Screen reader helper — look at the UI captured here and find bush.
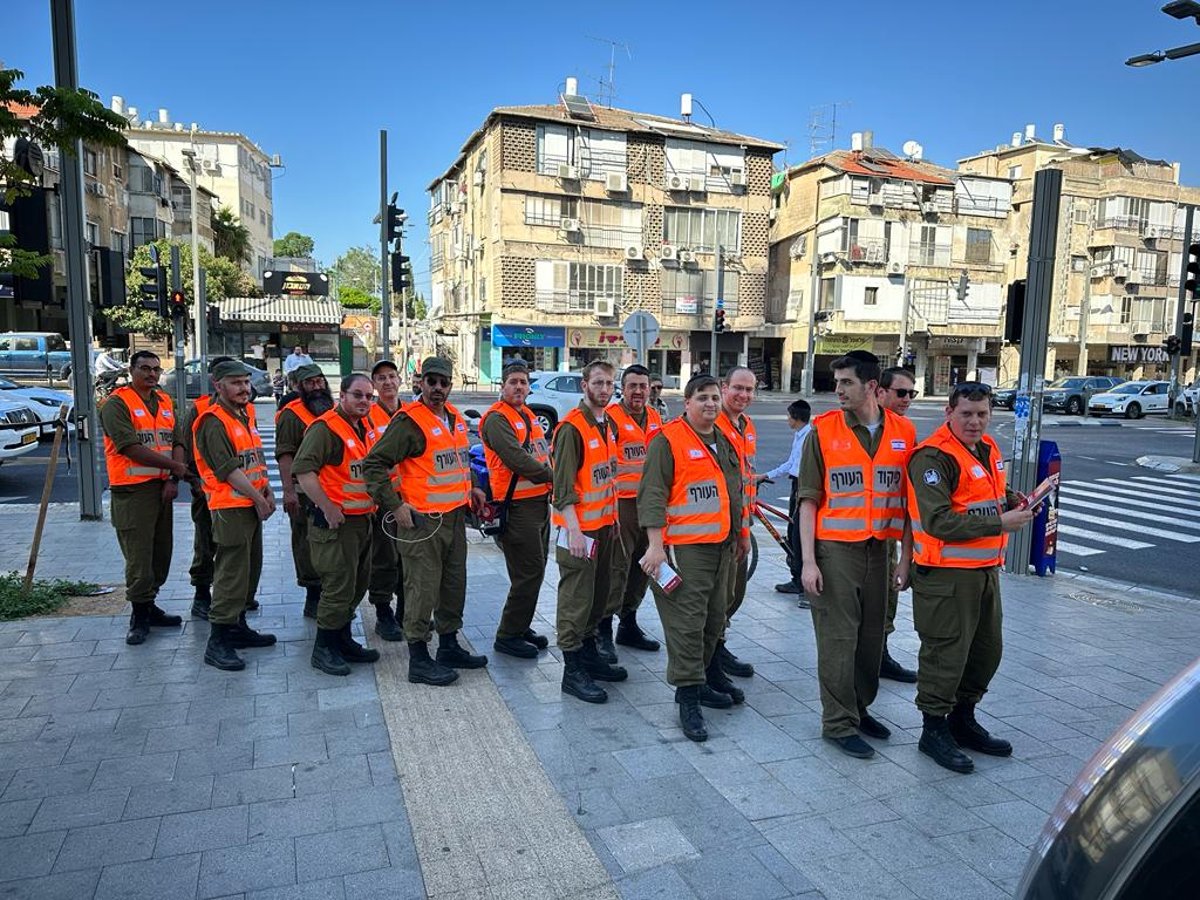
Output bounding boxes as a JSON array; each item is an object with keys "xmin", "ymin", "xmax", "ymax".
[{"xmin": 0, "ymin": 571, "xmax": 101, "ymax": 620}]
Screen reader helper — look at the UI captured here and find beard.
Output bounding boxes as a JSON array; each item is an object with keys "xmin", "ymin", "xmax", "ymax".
[{"xmin": 302, "ymin": 388, "xmax": 334, "ymax": 415}]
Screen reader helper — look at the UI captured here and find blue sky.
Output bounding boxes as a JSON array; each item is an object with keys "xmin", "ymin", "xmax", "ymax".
[{"xmin": 7, "ymin": 1, "xmax": 1200, "ymax": 292}]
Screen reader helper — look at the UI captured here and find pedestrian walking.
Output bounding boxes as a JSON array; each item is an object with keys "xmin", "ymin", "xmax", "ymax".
[
  {"xmin": 193, "ymin": 361, "xmax": 277, "ymax": 671},
  {"xmin": 362, "ymin": 357, "xmax": 489, "ymax": 687},
  {"xmin": 637, "ymin": 374, "xmax": 745, "ymax": 742},
  {"xmin": 293, "ymin": 373, "xmax": 382, "ymax": 676},
  {"xmin": 364, "ymin": 360, "xmax": 406, "ymax": 642},
  {"xmin": 755, "ymin": 399, "xmax": 811, "ymax": 603},
  {"xmin": 907, "ymin": 382, "xmax": 1037, "ymax": 773},
  {"xmin": 552, "ymin": 360, "xmax": 628, "ymax": 703},
  {"xmin": 99, "ymin": 350, "xmax": 187, "ymax": 645},
  {"xmin": 479, "ymin": 362, "xmax": 554, "ymax": 659},
  {"xmin": 798, "ymin": 351, "xmax": 913, "ymax": 759}
]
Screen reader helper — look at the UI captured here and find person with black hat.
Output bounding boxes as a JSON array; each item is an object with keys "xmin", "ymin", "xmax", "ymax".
[
  {"xmin": 362, "ymin": 356, "xmax": 489, "ymax": 686},
  {"xmin": 364, "ymin": 359, "xmax": 406, "ymax": 641}
]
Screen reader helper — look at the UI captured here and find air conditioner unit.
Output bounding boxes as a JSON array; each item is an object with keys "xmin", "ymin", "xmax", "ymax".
[
  {"xmin": 678, "ymin": 250, "xmax": 697, "ymax": 264},
  {"xmin": 729, "ymin": 169, "xmax": 747, "ymax": 188},
  {"xmin": 472, "ymin": 171, "xmax": 484, "ymax": 186},
  {"xmin": 666, "ymin": 173, "xmax": 688, "ymax": 191},
  {"xmin": 606, "ymin": 172, "xmax": 628, "ymax": 193},
  {"xmin": 887, "ymin": 261, "xmax": 904, "ymax": 275},
  {"xmin": 594, "ymin": 296, "xmax": 615, "ymax": 317},
  {"xmin": 921, "ymin": 201, "xmax": 938, "ymax": 217},
  {"xmin": 1126, "ymin": 269, "xmax": 1142, "ymax": 285},
  {"xmin": 687, "ymin": 176, "xmax": 706, "ymax": 193},
  {"xmin": 559, "ymin": 217, "xmax": 581, "ymax": 233},
  {"xmin": 660, "ymin": 244, "xmax": 678, "ymax": 261},
  {"xmin": 557, "ymin": 163, "xmax": 579, "ymax": 180},
  {"xmin": 1112, "ymin": 261, "xmax": 1130, "ymax": 280},
  {"xmin": 624, "ymin": 244, "xmax": 645, "ymax": 261},
  {"xmin": 868, "ymin": 193, "xmax": 883, "ymax": 207}
]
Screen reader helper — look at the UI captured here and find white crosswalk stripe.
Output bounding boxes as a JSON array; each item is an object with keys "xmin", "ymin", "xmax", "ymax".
[{"xmin": 1055, "ymin": 474, "xmax": 1200, "ymax": 558}]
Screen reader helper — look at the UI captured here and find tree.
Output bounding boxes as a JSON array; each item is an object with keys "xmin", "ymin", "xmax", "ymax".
[
  {"xmin": 337, "ymin": 286, "xmax": 380, "ymax": 314},
  {"xmin": 273, "ymin": 231, "xmax": 314, "ymax": 259},
  {"xmin": 212, "ymin": 207, "xmax": 251, "ymax": 264},
  {"xmin": 330, "ymin": 245, "xmax": 379, "ymax": 295}
]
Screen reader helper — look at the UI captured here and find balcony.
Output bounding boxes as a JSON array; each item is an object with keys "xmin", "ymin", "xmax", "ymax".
[
  {"xmin": 659, "ymin": 296, "xmax": 741, "ymax": 319},
  {"xmin": 535, "ymin": 290, "xmax": 617, "ymax": 317},
  {"xmin": 908, "ymin": 243, "xmax": 952, "ymax": 268},
  {"xmin": 847, "ymin": 241, "xmax": 886, "ymax": 265}
]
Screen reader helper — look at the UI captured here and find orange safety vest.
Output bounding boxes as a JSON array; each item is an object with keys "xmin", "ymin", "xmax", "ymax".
[
  {"xmin": 275, "ymin": 396, "xmax": 319, "ymax": 429},
  {"xmin": 716, "ymin": 409, "xmax": 757, "ymax": 535},
  {"xmin": 551, "ymin": 406, "xmax": 618, "ymax": 531},
  {"xmin": 193, "ymin": 402, "xmax": 269, "ymax": 510},
  {"xmin": 366, "ymin": 401, "xmax": 402, "ymax": 492},
  {"xmin": 314, "ymin": 409, "xmax": 377, "ymax": 515},
  {"xmin": 908, "ymin": 423, "xmax": 1008, "ymax": 568},
  {"xmin": 103, "ymin": 386, "xmax": 176, "ymax": 487},
  {"xmin": 193, "ymin": 394, "xmax": 257, "ymax": 426},
  {"xmin": 608, "ymin": 402, "xmax": 662, "ymax": 499},
  {"xmin": 396, "ymin": 400, "xmax": 472, "ymax": 513},
  {"xmin": 659, "ymin": 419, "xmax": 730, "ymax": 546},
  {"xmin": 479, "ymin": 401, "xmax": 550, "ymax": 501},
  {"xmin": 812, "ymin": 408, "xmax": 912, "ymax": 542}
]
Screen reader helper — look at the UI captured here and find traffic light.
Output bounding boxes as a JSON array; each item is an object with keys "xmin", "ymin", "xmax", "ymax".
[
  {"xmin": 1164, "ymin": 334, "xmax": 1182, "ymax": 356},
  {"xmin": 1183, "ymin": 311, "xmax": 1194, "ymax": 356},
  {"xmin": 1185, "ymin": 242, "xmax": 1200, "ymax": 299},
  {"xmin": 168, "ymin": 289, "xmax": 187, "ymax": 318},
  {"xmin": 956, "ymin": 270, "xmax": 970, "ymax": 304},
  {"xmin": 138, "ymin": 263, "xmax": 167, "ymax": 316},
  {"xmin": 713, "ymin": 297, "xmax": 726, "ymax": 333},
  {"xmin": 207, "ymin": 304, "xmax": 221, "ymax": 330},
  {"xmin": 390, "ymin": 253, "xmax": 410, "ymax": 294},
  {"xmin": 386, "ymin": 203, "xmax": 406, "ymax": 245}
]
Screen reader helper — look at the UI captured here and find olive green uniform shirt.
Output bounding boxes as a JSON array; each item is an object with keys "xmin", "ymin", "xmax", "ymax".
[
  {"xmin": 551, "ymin": 403, "xmax": 617, "ymax": 516},
  {"xmin": 291, "ymin": 409, "xmax": 366, "ymax": 478},
  {"xmin": 99, "ymin": 389, "xmax": 184, "ymax": 493},
  {"xmin": 274, "ymin": 407, "xmax": 310, "ymax": 460},
  {"xmin": 362, "ymin": 405, "xmax": 467, "ymax": 513},
  {"xmin": 480, "ymin": 406, "xmax": 552, "ymax": 485},
  {"xmin": 795, "ymin": 409, "xmax": 887, "ymax": 504},
  {"xmin": 194, "ymin": 400, "xmax": 256, "ymax": 483},
  {"xmin": 637, "ymin": 422, "xmax": 743, "ymax": 539},
  {"xmin": 907, "ymin": 442, "xmax": 1020, "ymax": 543}
]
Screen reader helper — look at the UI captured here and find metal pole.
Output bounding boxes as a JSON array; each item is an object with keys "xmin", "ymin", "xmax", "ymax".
[
  {"xmin": 898, "ymin": 273, "xmax": 912, "ymax": 368},
  {"xmin": 400, "ymin": 230, "xmax": 408, "ymax": 378},
  {"xmin": 379, "ymin": 130, "xmax": 390, "ymax": 362},
  {"xmin": 710, "ymin": 245, "xmax": 723, "ymax": 375},
  {"xmin": 638, "ymin": 317, "xmax": 647, "ymax": 366},
  {"xmin": 188, "ymin": 151, "xmax": 205, "ymax": 384},
  {"xmin": 1077, "ymin": 234, "xmax": 1092, "ymax": 376},
  {"xmin": 1005, "ymin": 168, "xmax": 1063, "ymax": 575},
  {"xmin": 51, "ymin": 0, "xmax": 102, "ymax": 520},
  {"xmin": 1170, "ymin": 206, "xmax": 1194, "ymax": 416},
  {"xmin": 803, "ymin": 247, "xmax": 822, "ymax": 395},
  {"xmin": 169, "ymin": 246, "xmax": 186, "ymax": 414}
]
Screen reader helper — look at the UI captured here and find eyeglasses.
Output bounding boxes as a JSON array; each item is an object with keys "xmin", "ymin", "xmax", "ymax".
[
  {"xmin": 423, "ymin": 376, "xmax": 451, "ymax": 388},
  {"xmin": 134, "ymin": 365, "xmax": 163, "ymax": 374},
  {"xmin": 950, "ymin": 382, "xmax": 993, "ymax": 398},
  {"xmin": 890, "ymin": 388, "xmax": 919, "ymax": 399},
  {"xmin": 344, "ymin": 391, "xmax": 373, "ymax": 400}
]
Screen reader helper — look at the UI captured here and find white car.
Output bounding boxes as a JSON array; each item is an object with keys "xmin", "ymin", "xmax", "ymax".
[
  {"xmin": 0, "ymin": 375, "xmax": 73, "ymax": 435},
  {"xmin": 1087, "ymin": 380, "xmax": 1171, "ymax": 419},
  {"xmin": 526, "ymin": 370, "xmax": 584, "ymax": 435},
  {"xmin": 0, "ymin": 396, "xmax": 42, "ymax": 464},
  {"xmin": 1175, "ymin": 384, "xmax": 1199, "ymax": 417}
]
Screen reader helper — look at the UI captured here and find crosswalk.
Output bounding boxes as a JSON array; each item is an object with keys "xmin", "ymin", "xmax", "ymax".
[
  {"xmin": 1055, "ymin": 473, "xmax": 1200, "ymax": 558},
  {"xmin": 257, "ymin": 412, "xmax": 284, "ymax": 493}
]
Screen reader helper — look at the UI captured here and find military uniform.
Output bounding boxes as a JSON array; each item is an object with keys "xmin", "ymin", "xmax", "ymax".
[
  {"xmin": 366, "ymin": 400, "xmax": 405, "ymax": 640},
  {"xmin": 276, "ymin": 399, "xmax": 321, "ymax": 605},
  {"xmin": 714, "ymin": 408, "xmax": 757, "ymax": 677}
]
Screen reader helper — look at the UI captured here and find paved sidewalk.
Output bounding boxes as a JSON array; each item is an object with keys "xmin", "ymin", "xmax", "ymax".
[{"xmin": 2, "ymin": 502, "xmax": 1199, "ymax": 899}]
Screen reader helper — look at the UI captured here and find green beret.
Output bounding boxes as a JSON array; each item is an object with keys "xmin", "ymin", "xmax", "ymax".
[
  {"xmin": 294, "ymin": 363, "xmax": 325, "ymax": 382},
  {"xmin": 211, "ymin": 360, "xmax": 253, "ymax": 381},
  {"xmin": 421, "ymin": 357, "xmax": 452, "ymax": 378}
]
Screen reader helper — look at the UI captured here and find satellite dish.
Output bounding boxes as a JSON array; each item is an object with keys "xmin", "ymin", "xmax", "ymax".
[{"xmin": 902, "ymin": 140, "xmax": 920, "ymax": 158}]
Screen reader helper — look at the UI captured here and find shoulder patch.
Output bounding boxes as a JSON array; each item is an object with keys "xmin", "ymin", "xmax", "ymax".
[{"xmin": 923, "ymin": 469, "xmax": 941, "ymax": 486}]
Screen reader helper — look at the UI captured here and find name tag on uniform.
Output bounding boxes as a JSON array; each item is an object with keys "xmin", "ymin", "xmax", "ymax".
[
  {"xmin": 649, "ymin": 423, "xmax": 660, "ymax": 433},
  {"xmin": 970, "ymin": 465, "xmax": 986, "ymax": 478},
  {"xmin": 133, "ymin": 409, "xmax": 145, "ymax": 417},
  {"xmin": 456, "ymin": 422, "xmax": 465, "ymax": 432},
  {"xmin": 624, "ymin": 423, "xmax": 634, "ymax": 431},
  {"xmin": 996, "ymin": 460, "xmax": 1005, "ymax": 471},
  {"xmin": 891, "ymin": 439, "xmax": 907, "ymax": 451},
  {"xmin": 347, "ymin": 439, "xmax": 357, "ymax": 448},
  {"xmin": 431, "ymin": 427, "xmax": 443, "ymax": 435},
  {"xmin": 514, "ymin": 421, "xmax": 525, "ymax": 430},
  {"xmin": 688, "ymin": 448, "xmax": 704, "ymax": 459},
  {"xmin": 588, "ymin": 439, "xmax": 600, "ymax": 449},
  {"xmin": 162, "ymin": 410, "xmax": 173, "ymax": 418}
]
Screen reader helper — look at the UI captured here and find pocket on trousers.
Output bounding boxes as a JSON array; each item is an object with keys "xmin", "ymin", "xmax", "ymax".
[
  {"xmin": 911, "ymin": 575, "xmax": 959, "ymax": 639},
  {"xmin": 308, "ymin": 524, "xmax": 339, "ymax": 545}
]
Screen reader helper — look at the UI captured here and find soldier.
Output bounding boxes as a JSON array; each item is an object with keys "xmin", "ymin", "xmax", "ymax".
[
  {"xmin": 479, "ymin": 362, "xmax": 553, "ymax": 658},
  {"xmin": 365, "ymin": 360, "xmax": 406, "ymax": 641},
  {"xmin": 276, "ymin": 363, "xmax": 331, "ymax": 618},
  {"xmin": 755, "ymin": 399, "xmax": 812, "ymax": 603},
  {"xmin": 100, "ymin": 350, "xmax": 187, "ymax": 645},
  {"xmin": 798, "ymin": 351, "xmax": 913, "ymax": 759},
  {"xmin": 362, "ymin": 356, "xmax": 488, "ymax": 686},
  {"xmin": 638, "ymin": 374, "xmax": 744, "ymax": 741},
  {"xmin": 601, "ymin": 364, "xmax": 662, "ymax": 656},
  {"xmin": 193, "ymin": 361, "xmax": 277, "ymax": 670},
  {"xmin": 292, "ymin": 373, "xmax": 382, "ymax": 676},
  {"xmin": 648, "ymin": 373, "xmax": 669, "ymax": 419},
  {"xmin": 876, "ymin": 366, "xmax": 920, "ymax": 683},
  {"xmin": 907, "ymin": 382, "xmax": 1037, "ymax": 773},
  {"xmin": 552, "ymin": 360, "xmax": 628, "ymax": 703},
  {"xmin": 714, "ymin": 366, "xmax": 757, "ymax": 679}
]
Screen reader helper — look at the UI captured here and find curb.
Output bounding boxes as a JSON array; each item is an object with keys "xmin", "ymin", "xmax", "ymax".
[{"xmin": 1136, "ymin": 455, "xmax": 1200, "ymax": 473}]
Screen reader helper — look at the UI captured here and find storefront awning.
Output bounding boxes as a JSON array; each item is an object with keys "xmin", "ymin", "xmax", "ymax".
[{"xmin": 219, "ymin": 295, "xmax": 344, "ymax": 326}]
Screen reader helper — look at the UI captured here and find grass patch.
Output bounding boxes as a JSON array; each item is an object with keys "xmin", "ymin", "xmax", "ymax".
[{"xmin": 0, "ymin": 571, "xmax": 102, "ymax": 621}]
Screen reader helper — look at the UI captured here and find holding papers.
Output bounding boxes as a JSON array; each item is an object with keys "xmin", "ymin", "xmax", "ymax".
[{"xmin": 1017, "ymin": 474, "xmax": 1059, "ymax": 511}]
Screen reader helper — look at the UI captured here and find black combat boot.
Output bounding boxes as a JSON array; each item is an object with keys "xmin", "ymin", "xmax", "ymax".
[
  {"xmin": 561, "ymin": 650, "xmax": 607, "ymax": 704},
  {"xmin": 717, "ymin": 641, "xmax": 754, "ymax": 678},
  {"xmin": 919, "ymin": 713, "xmax": 975, "ymax": 773},
  {"xmin": 190, "ymin": 584, "xmax": 212, "ymax": 620},
  {"xmin": 948, "ymin": 703, "xmax": 1012, "ymax": 757},
  {"xmin": 373, "ymin": 602, "xmax": 404, "ymax": 641},
  {"xmin": 228, "ymin": 613, "xmax": 277, "ymax": 648},
  {"xmin": 311, "ymin": 628, "xmax": 351, "ymax": 676},
  {"xmin": 436, "ymin": 631, "xmax": 488, "ymax": 669},
  {"xmin": 520, "ymin": 628, "xmax": 549, "ymax": 650},
  {"xmin": 407, "ymin": 641, "xmax": 458, "ymax": 686},
  {"xmin": 579, "ymin": 637, "xmax": 628, "ymax": 682},
  {"xmin": 303, "ymin": 584, "xmax": 320, "ymax": 619},
  {"xmin": 493, "ymin": 635, "xmax": 539, "ymax": 659},
  {"xmin": 595, "ymin": 616, "xmax": 618, "ymax": 664},
  {"xmin": 203, "ymin": 623, "xmax": 246, "ymax": 671},
  {"xmin": 857, "ymin": 712, "xmax": 892, "ymax": 740},
  {"xmin": 705, "ymin": 657, "xmax": 745, "ymax": 704},
  {"xmin": 615, "ymin": 611, "xmax": 660, "ymax": 652},
  {"xmin": 676, "ymin": 685, "xmax": 708, "ymax": 742},
  {"xmin": 879, "ymin": 640, "xmax": 917, "ymax": 683},
  {"xmin": 146, "ymin": 603, "xmax": 182, "ymax": 628},
  {"xmin": 675, "ymin": 684, "xmax": 733, "ymax": 709},
  {"xmin": 245, "ymin": 597, "xmax": 260, "ymax": 612},
  {"xmin": 125, "ymin": 604, "xmax": 152, "ymax": 645},
  {"xmin": 339, "ymin": 623, "xmax": 380, "ymax": 663}
]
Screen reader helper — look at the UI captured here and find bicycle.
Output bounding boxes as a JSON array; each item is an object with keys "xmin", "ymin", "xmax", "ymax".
[{"xmin": 746, "ymin": 498, "xmax": 795, "ymax": 582}]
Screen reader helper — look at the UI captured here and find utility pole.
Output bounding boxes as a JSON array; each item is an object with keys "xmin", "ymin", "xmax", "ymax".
[
  {"xmin": 51, "ymin": 0, "xmax": 102, "ymax": 520},
  {"xmin": 169, "ymin": 246, "xmax": 186, "ymax": 414},
  {"xmin": 710, "ymin": 245, "xmax": 724, "ymax": 373},
  {"xmin": 803, "ymin": 251, "xmax": 821, "ymax": 395},
  {"xmin": 1169, "ymin": 205, "xmax": 1194, "ymax": 416},
  {"xmin": 400, "ymin": 230, "xmax": 408, "ymax": 378},
  {"xmin": 183, "ymin": 144, "xmax": 206, "ymax": 382},
  {"xmin": 379, "ymin": 130, "xmax": 390, "ymax": 361}
]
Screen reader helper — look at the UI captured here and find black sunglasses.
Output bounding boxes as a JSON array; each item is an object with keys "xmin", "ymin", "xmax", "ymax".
[
  {"xmin": 890, "ymin": 387, "xmax": 919, "ymax": 399},
  {"xmin": 423, "ymin": 375, "xmax": 451, "ymax": 388}
]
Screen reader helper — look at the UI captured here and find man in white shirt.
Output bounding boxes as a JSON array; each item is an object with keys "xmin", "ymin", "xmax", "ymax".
[
  {"xmin": 755, "ymin": 399, "xmax": 811, "ymax": 603},
  {"xmin": 283, "ymin": 344, "xmax": 315, "ymax": 375}
]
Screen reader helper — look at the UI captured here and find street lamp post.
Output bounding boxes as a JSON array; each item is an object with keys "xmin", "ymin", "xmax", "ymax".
[{"xmin": 181, "ymin": 145, "xmax": 205, "ymax": 384}]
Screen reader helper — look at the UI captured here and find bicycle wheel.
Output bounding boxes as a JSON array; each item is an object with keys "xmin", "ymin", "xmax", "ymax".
[{"xmin": 746, "ymin": 531, "xmax": 759, "ymax": 581}]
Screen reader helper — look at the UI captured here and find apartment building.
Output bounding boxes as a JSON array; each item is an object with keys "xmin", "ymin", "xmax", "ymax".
[
  {"xmin": 426, "ymin": 79, "xmax": 783, "ymax": 386},
  {"xmin": 768, "ymin": 134, "xmax": 1014, "ymax": 394},
  {"xmin": 959, "ymin": 124, "xmax": 1200, "ymax": 384}
]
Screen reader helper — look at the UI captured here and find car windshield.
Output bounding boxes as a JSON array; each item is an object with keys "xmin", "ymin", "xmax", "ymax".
[
  {"xmin": 1111, "ymin": 383, "xmax": 1146, "ymax": 395},
  {"xmin": 1049, "ymin": 378, "xmax": 1086, "ymax": 389}
]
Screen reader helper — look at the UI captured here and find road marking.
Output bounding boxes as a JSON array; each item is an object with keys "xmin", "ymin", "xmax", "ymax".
[
  {"xmin": 1059, "ymin": 496, "xmax": 1200, "ymax": 530},
  {"xmin": 1073, "ymin": 480, "xmax": 1200, "ymax": 509},
  {"xmin": 1057, "ymin": 509, "xmax": 1200, "ymax": 542},
  {"xmin": 1055, "ymin": 540, "xmax": 1104, "ymax": 557},
  {"xmin": 1055, "ymin": 524, "xmax": 1153, "ymax": 549},
  {"xmin": 1059, "ymin": 484, "xmax": 1200, "ymax": 515},
  {"xmin": 1166, "ymin": 473, "xmax": 1200, "ymax": 485},
  {"xmin": 1125, "ymin": 477, "xmax": 1200, "ymax": 498}
]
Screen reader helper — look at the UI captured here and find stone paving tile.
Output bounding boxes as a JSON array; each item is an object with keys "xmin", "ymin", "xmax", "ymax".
[
  {"xmin": 597, "ymin": 816, "xmax": 700, "ymax": 873},
  {"xmin": 247, "ymin": 796, "xmax": 337, "ymax": 843},
  {"xmin": 27, "ymin": 787, "xmax": 130, "ymax": 833},
  {"xmin": 613, "ymin": 863, "xmax": 699, "ymax": 900},
  {"xmin": 52, "ymin": 817, "xmax": 160, "ymax": 872},
  {"xmin": 0, "ymin": 829, "xmax": 66, "ymax": 881},
  {"xmin": 89, "ymin": 750, "xmax": 177, "ymax": 791},
  {"xmin": 894, "ymin": 862, "xmax": 1010, "ymax": 900},
  {"xmin": 676, "ymin": 845, "xmax": 792, "ymax": 900},
  {"xmin": 244, "ymin": 875, "xmax": 345, "ymax": 900},
  {"xmin": 211, "ymin": 764, "xmax": 296, "ymax": 808},
  {"xmin": 341, "ymin": 864, "xmax": 426, "ymax": 899},
  {"xmin": 93, "ymin": 852, "xmax": 201, "ymax": 900},
  {"xmin": 155, "ymin": 804, "xmax": 250, "ymax": 858},
  {"xmin": 0, "ymin": 868, "xmax": 102, "ymax": 899},
  {"xmin": 294, "ymin": 822, "xmax": 390, "ymax": 883},
  {"xmin": 198, "ymin": 836, "xmax": 296, "ymax": 899}
]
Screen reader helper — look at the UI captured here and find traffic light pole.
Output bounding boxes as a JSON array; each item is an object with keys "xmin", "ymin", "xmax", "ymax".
[
  {"xmin": 1170, "ymin": 205, "xmax": 1194, "ymax": 417},
  {"xmin": 169, "ymin": 247, "xmax": 186, "ymax": 415},
  {"xmin": 710, "ymin": 245, "xmax": 724, "ymax": 374},
  {"xmin": 51, "ymin": 0, "xmax": 103, "ymax": 520},
  {"xmin": 379, "ymin": 130, "xmax": 390, "ymax": 362}
]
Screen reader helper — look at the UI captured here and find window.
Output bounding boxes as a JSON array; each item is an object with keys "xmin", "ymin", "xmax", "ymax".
[
  {"xmin": 1120, "ymin": 296, "xmax": 1132, "ymax": 325},
  {"xmin": 535, "ymin": 260, "xmax": 623, "ymax": 314},
  {"xmin": 112, "ymin": 163, "xmax": 123, "ymax": 181},
  {"xmin": 663, "ymin": 138, "xmax": 745, "ymax": 191},
  {"xmin": 524, "ymin": 195, "xmax": 578, "ymax": 226},
  {"xmin": 661, "ymin": 268, "xmax": 740, "ymax": 315},
  {"xmin": 110, "ymin": 231, "xmax": 126, "ymax": 254},
  {"xmin": 1071, "ymin": 255, "xmax": 1088, "ymax": 273},
  {"xmin": 1073, "ymin": 207, "xmax": 1089, "ymax": 225},
  {"xmin": 578, "ymin": 200, "xmax": 642, "ymax": 249},
  {"xmin": 1007, "ymin": 165, "xmax": 1023, "ymax": 179},
  {"xmin": 820, "ymin": 277, "xmax": 837, "ymax": 310},
  {"xmin": 663, "ymin": 207, "xmax": 740, "ymax": 252},
  {"xmin": 128, "ymin": 162, "xmax": 155, "ymax": 193},
  {"xmin": 14, "ymin": 337, "xmax": 38, "ymax": 351},
  {"xmin": 85, "ymin": 221, "xmax": 98, "ymax": 247},
  {"xmin": 966, "ymin": 228, "xmax": 992, "ymax": 265},
  {"xmin": 535, "ymin": 124, "xmax": 627, "ymax": 181},
  {"xmin": 130, "ymin": 217, "xmax": 157, "ymax": 248},
  {"xmin": 83, "ymin": 149, "xmax": 97, "ymax": 177},
  {"xmin": 864, "ymin": 286, "xmax": 878, "ymax": 306},
  {"xmin": 912, "ymin": 225, "xmax": 950, "ymax": 266},
  {"xmin": 260, "ymin": 209, "xmax": 266, "ymax": 225}
]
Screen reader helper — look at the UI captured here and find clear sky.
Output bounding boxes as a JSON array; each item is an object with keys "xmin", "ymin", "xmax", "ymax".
[{"xmin": 7, "ymin": 0, "xmax": 1200, "ymax": 293}]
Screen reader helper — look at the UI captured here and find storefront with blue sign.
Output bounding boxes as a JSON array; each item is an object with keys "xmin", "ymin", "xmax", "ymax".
[{"xmin": 490, "ymin": 324, "xmax": 566, "ymax": 374}]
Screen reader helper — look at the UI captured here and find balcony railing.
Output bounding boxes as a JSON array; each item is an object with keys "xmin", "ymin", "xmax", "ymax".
[
  {"xmin": 535, "ymin": 290, "xmax": 618, "ymax": 315},
  {"xmin": 908, "ymin": 243, "xmax": 952, "ymax": 267},
  {"xmin": 659, "ymin": 296, "xmax": 740, "ymax": 319}
]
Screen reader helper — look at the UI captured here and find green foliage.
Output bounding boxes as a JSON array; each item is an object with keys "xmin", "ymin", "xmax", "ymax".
[
  {"xmin": 212, "ymin": 207, "xmax": 251, "ymax": 264},
  {"xmin": 0, "ymin": 234, "xmax": 51, "ymax": 279},
  {"xmin": 338, "ymin": 285, "xmax": 380, "ymax": 313},
  {"xmin": 273, "ymin": 231, "xmax": 315, "ymax": 259},
  {"xmin": 0, "ymin": 571, "xmax": 101, "ymax": 621},
  {"xmin": 330, "ymin": 245, "xmax": 379, "ymax": 294},
  {"xmin": 404, "ymin": 293, "xmax": 427, "ymax": 320}
]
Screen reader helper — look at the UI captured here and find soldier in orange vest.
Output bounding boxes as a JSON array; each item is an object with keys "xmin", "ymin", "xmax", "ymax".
[
  {"xmin": 906, "ymin": 382, "xmax": 1037, "ymax": 773},
  {"xmin": 638, "ymin": 374, "xmax": 745, "ymax": 741},
  {"xmin": 293, "ymin": 373, "xmax": 383, "ymax": 677},
  {"xmin": 480, "ymin": 362, "xmax": 554, "ymax": 659},
  {"xmin": 364, "ymin": 359, "xmax": 406, "ymax": 641},
  {"xmin": 276, "ymin": 363, "xmax": 331, "ymax": 618},
  {"xmin": 798, "ymin": 351, "xmax": 913, "ymax": 759},
  {"xmin": 99, "ymin": 350, "xmax": 188, "ymax": 646}
]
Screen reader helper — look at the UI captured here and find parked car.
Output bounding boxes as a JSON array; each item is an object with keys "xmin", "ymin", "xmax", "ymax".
[
  {"xmin": 1015, "ymin": 656, "xmax": 1200, "ymax": 900},
  {"xmin": 0, "ymin": 396, "xmax": 42, "ymax": 464},
  {"xmin": 1043, "ymin": 376, "xmax": 1123, "ymax": 415},
  {"xmin": 0, "ymin": 376, "xmax": 73, "ymax": 435},
  {"xmin": 0, "ymin": 332, "xmax": 72, "ymax": 381},
  {"xmin": 526, "ymin": 370, "xmax": 582, "ymax": 435},
  {"xmin": 1174, "ymin": 383, "xmax": 1198, "ymax": 417},
  {"xmin": 1087, "ymin": 380, "xmax": 1172, "ymax": 419},
  {"xmin": 160, "ymin": 359, "xmax": 271, "ymax": 401},
  {"xmin": 993, "ymin": 379, "xmax": 1051, "ymax": 410}
]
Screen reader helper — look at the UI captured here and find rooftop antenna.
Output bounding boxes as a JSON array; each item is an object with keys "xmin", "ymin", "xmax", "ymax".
[
  {"xmin": 809, "ymin": 100, "xmax": 852, "ymax": 158},
  {"xmin": 588, "ymin": 36, "xmax": 632, "ymax": 107}
]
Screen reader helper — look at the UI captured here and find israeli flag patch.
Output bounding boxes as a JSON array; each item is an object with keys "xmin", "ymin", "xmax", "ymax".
[
  {"xmin": 588, "ymin": 439, "xmax": 600, "ymax": 449},
  {"xmin": 688, "ymin": 448, "xmax": 705, "ymax": 459},
  {"xmin": 431, "ymin": 427, "xmax": 443, "ymax": 436},
  {"xmin": 891, "ymin": 439, "xmax": 906, "ymax": 451}
]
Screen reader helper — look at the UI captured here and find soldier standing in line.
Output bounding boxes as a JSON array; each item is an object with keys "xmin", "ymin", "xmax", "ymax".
[
  {"xmin": 293, "ymin": 373, "xmax": 382, "ymax": 676},
  {"xmin": 276, "ymin": 363, "xmax": 331, "ymax": 618},
  {"xmin": 907, "ymin": 383, "xmax": 1036, "ymax": 773},
  {"xmin": 362, "ymin": 357, "xmax": 489, "ymax": 686},
  {"xmin": 798, "ymin": 351, "xmax": 913, "ymax": 759},
  {"xmin": 638, "ymin": 374, "xmax": 745, "ymax": 741},
  {"xmin": 365, "ymin": 360, "xmax": 406, "ymax": 641},
  {"xmin": 479, "ymin": 362, "xmax": 554, "ymax": 659},
  {"xmin": 552, "ymin": 360, "xmax": 628, "ymax": 703},
  {"xmin": 193, "ymin": 361, "xmax": 277, "ymax": 670},
  {"xmin": 600, "ymin": 364, "xmax": 662, "ymax": 657},
  {"xmin": 100, "ymin": 350, "xmax": 187, "ymax": 645}
]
